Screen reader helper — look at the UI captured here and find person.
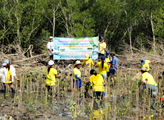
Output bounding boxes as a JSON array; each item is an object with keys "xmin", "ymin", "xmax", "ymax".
[
  {"xmin": 45, "ymin": 60, "xmax": 60, "ymax": 95},
  {"xmin": 90, "ymin": 69, "xmax": 106, "ymax": 100},
  {"xmin": 98, "ymin": 37, "xmax": 106, "ymax": 58},
  {"xmin": 73, "ymin": 61, "xmax": 87, "ymax": 92},
  {"xmin": 105, "ymin": 51, "xmax": 111, "ymax": 77},
  {"xmin": 140, "ymin": 67, "xmax": 158, "ymax": 97},
  {"xmin": 96, "ymin": 56, "xmax": 108, "ymax": 80},
  {"xmin": 0, "ymin": 59, "xmax": 19, "ymax": 98},
  {"xmin": 82, "ymin": 54, "xmax": 94, "ymax": 68},
  {"xmin": 47, "ymin": 36, "xmax": 54, "ymax": 60},
  {"xmin": 140, "ymin": 59, "xmax": 157, "ymax": 73},
  {"xmin": 109, "ymin": 52, "xmax": 118, "ymax": 76}
]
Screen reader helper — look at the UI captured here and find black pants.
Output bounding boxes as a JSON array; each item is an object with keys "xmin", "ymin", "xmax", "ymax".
[
  {"xmin": 109, "ymin": 69, "xmax": 116, "ymax": 76},
  {"xmin": 46, "ymin": 85, "xmax": 55, "ymax": 95}
]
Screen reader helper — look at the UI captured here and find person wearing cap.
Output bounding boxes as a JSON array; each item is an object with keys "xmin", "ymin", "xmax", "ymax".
[
  {"xmin": 98, "ymin": 37, "xmax": 106, "ymax": 58},
  {"xmin": 47, "ymin": 36, "xmax": 54, "ymax": 60},
  {"xmin": 90, "ymin": 69, "xmax": 106, "ymax": 100},
  {"xmin": 0, "ymin": 59, "xmax": 19, "ymax": 98},
  {"xmin": 73, "ymin": 60, "xmax": 87, "ymax": 92},
  {"xmin": 140, "ymin": 59, "xmax": 156, "ymax": 73},
  {"xmin": 82, "ymin": 54, "xmax": 94, "ymax": 68},
  {"xmin": 105, "ymin": 51, "xmax": 111, "ymax": 77},
  {"xmin": 96, "ymin": 56, "xmax": 108, "ymax": 80},
  {"xmin": 45, "ymin": 60, "xmax": 60, "ymax": 95},
  {"xmin": 140, "ymin": 67, "xmax": 158, "ymax": 98},
  {"xmin": 109, "ymin": 52, "xmax": 118, "ymax": 76}
]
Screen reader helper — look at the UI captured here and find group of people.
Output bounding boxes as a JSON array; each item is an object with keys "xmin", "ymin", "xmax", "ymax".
[
  {"xmin": 0, "ymin": 37, "xmax": 163, "ymax": 108},
  {"xmin": 46, "ymin": 37, "xmax": 118, "ymax": 100}
]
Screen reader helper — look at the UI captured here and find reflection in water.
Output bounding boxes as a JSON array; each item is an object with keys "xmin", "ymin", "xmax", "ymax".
[
  {"xmin": 90, "ymin": 99, "xmax": 105, "ymax": 120},
  {"xmin": 90, "ymin": 109, "xmax": 105, "ymax": 120}
]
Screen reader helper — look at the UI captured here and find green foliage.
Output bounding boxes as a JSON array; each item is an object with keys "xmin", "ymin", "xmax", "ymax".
[{"xmin": 0, "ymin": 0, "xmax": 164, "ymax": 53}]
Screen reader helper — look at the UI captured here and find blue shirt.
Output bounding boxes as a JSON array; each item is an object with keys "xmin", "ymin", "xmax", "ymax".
[{"xmin": 110, "ymin": 56, "xmax": 118, "ymax": 71}]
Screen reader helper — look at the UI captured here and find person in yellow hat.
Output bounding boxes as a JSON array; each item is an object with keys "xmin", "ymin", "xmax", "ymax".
[
  {"xmin": 82, "ymin": 54, "xmax": 94, "ymax": 68},
  {"xmin": 45, "ymin": 60, "xmax": 60, "ymax": 95},
  {"xmin": 73, "ymin": 60, "xmax": 87, "ymax": 92}
]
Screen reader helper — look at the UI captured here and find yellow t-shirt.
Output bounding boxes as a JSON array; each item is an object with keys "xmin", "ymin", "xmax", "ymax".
[
  {"xmin": 142, "ymin": 72, "xmax": 157, "ymax": 86},
  {"xmin": 45, "ymin": 68, "xmax": 57, "ymax": 86},
  {"xmin": 82, "ymin": 58, "xmax": 94, "ymax": 67},
  {"xmin": 90, "ymin": 74, "xmax": 104, "ymax": 92},
  {"xmin": 6, "ymin": 70, "xmax": 12, "ymax": 84},
  {"xmin": 140, "ymin": 60, "xmax": 150, "ymax": 71},
  {"xmin": 96, "ymin": 61, "xmax": 108, "ymax": 74},
  {"xmin": 73, "ymin": 67, "xmax": 81, "ymax": 80},
  {"xmin": 99, "ymin": 42, "xmax": 106, "ymax": 54},
  {"xmin": 106, "ymin": 58, "xmax": 110, "ymax": 72}
]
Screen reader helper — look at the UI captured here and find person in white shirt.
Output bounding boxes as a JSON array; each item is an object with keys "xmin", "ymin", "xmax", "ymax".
[
  {"xmin": 0, "ymin": 59, "xmax": 19, "ymax": 98},
  {"xmin": 47, "ymin": 36, "xmax": 54, "ymax": 60}
]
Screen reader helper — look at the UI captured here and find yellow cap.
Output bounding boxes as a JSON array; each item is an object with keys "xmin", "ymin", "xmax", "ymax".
[{"xmin": 85, "ymin": 54, "xmax": 89, "ymax": 60}]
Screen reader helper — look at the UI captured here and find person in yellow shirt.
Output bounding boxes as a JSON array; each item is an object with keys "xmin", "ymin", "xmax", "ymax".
[
  {"xmin": 82, "ymin": 54, "xmax": 94, "ymax": 68},
  {"xmin": 73, "ymin": 60, "xmax": 87, "ymax": 92},
  {"xmin": 105, "ymin": 51, "xmax": 111, "ymax": 77},
  {"xmin": 140, "ymin": 67, "xmax": 158, "ymax": 98},
  {"xmin": 90, "ymin": 69, "xmax": 106, "ymax": 100},
  {"xmin": 45, "ymin": 60, "xmax": 60, "ymax": 95},
  {"xmin": 0, "ymin": 59, "xmax": 19, "ymax": 98},
  {"xmin": 140, "ymin": 59, "xmax": 157, "ymax": 73},
  {"xmin": 96, "ymin": 56, "xmax": 108, "ymax": 79},
  {"xmin": 98, "ymin": 37, "xmax": 106, "ymax": 58}
]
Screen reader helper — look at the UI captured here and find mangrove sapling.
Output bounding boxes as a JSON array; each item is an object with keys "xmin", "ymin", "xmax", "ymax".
[
  {"xmin": 44, "ymin": 87, "xmax": 48, "ymax": 112},
  {"xmin": 41, "ymin": 77, "xmax": 44, "ymax": 102},
  {"xmin": 52, "ymin": 85, "xmax": 55, "ymax": 113},
  {"xmin": 30, "ymin": 74, "xmax": 32, "ymax": 99}
]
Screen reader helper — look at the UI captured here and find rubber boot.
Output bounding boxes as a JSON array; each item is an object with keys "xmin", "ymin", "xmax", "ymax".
[
  {"xmin": 3, "ymin": 86, "xmax": 6, "ymax": 99},
  {"xmin": 11, "ymin": 88, "xmax": 15, "ymax": 98}
]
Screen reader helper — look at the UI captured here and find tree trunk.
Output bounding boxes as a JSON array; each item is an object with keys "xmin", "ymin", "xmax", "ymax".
[
  {"xmin": 150, "ymin": 13, "xmax": 155, "ymax": 54},
  {"xmin": 128, "ymin": 26, "xmax": 133, "ymax": 57},
  {"xmin": 53, "ymin": 0, "xmax": 55, "ymax": 37}
]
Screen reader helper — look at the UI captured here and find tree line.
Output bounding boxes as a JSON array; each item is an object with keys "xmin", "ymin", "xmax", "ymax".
[{"xmin": 0, "ymin": 0, "xmax": 164, "ymax": 56}]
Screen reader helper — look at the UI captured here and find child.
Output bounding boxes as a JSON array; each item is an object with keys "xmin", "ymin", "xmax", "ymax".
[
  {"xmin": 90, "ymin": 69, "xmax": 106, "ymax": 100},
  {"xmin": 96, "ymin": 56, "xmax": 108, "ymax": 80},
  {"xmin": 82, "ymin": 54, "xmax": 94, "ymax": 68},
  {"xmin": 45, "ymin": 60, "xmax": 60, "ymax": 95},
  {"xmin": 73, "ymin": 60, "xmax": 87, "ymax": 92}
]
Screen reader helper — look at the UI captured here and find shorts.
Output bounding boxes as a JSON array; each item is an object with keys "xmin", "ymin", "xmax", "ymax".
[
  {"xmin": 93, "ymin": 91, "xmax": 105, "ymax": 98},
  {"xmin": 50, "ymin": 55, "xmax": 53, "ymax": 59},
  {"xmin": 101, "ymin": 74, "xmax": 107, "ymax": 79},
  {"xmin": 73, "ymin": 79, "xmax": 82, "ymax": 88},
  {"xmin": 143, "ymin": 84, "xmax": 158, "ymax": 97},
  {"xmin": 109, "ymin": 69, "xmax": 116, "ymax": 76}
]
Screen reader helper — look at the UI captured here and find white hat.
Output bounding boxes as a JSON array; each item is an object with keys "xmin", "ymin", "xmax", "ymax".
[
  {"xmin": 2, "ymin": 59, "xmax": 9, "ymax": 66},
  {"xmin": 74, "ymin": 60, "xmax": 82, "ymax": 66},
  {"xmin": 49, "ymin": 36, "xmax": 53, "ymax": 39},
  {"xmin": 48, "ymin": 60, "xmax": 54, "ymax": 66},
  {"xmin": 85, "ymin": 54, "xmax": 89, "ymax": 60}
]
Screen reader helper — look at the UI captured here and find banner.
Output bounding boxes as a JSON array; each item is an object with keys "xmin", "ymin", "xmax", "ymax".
[{"xmin": 53, "ymin": 37, "xmax": 99, "ymax": 60}]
